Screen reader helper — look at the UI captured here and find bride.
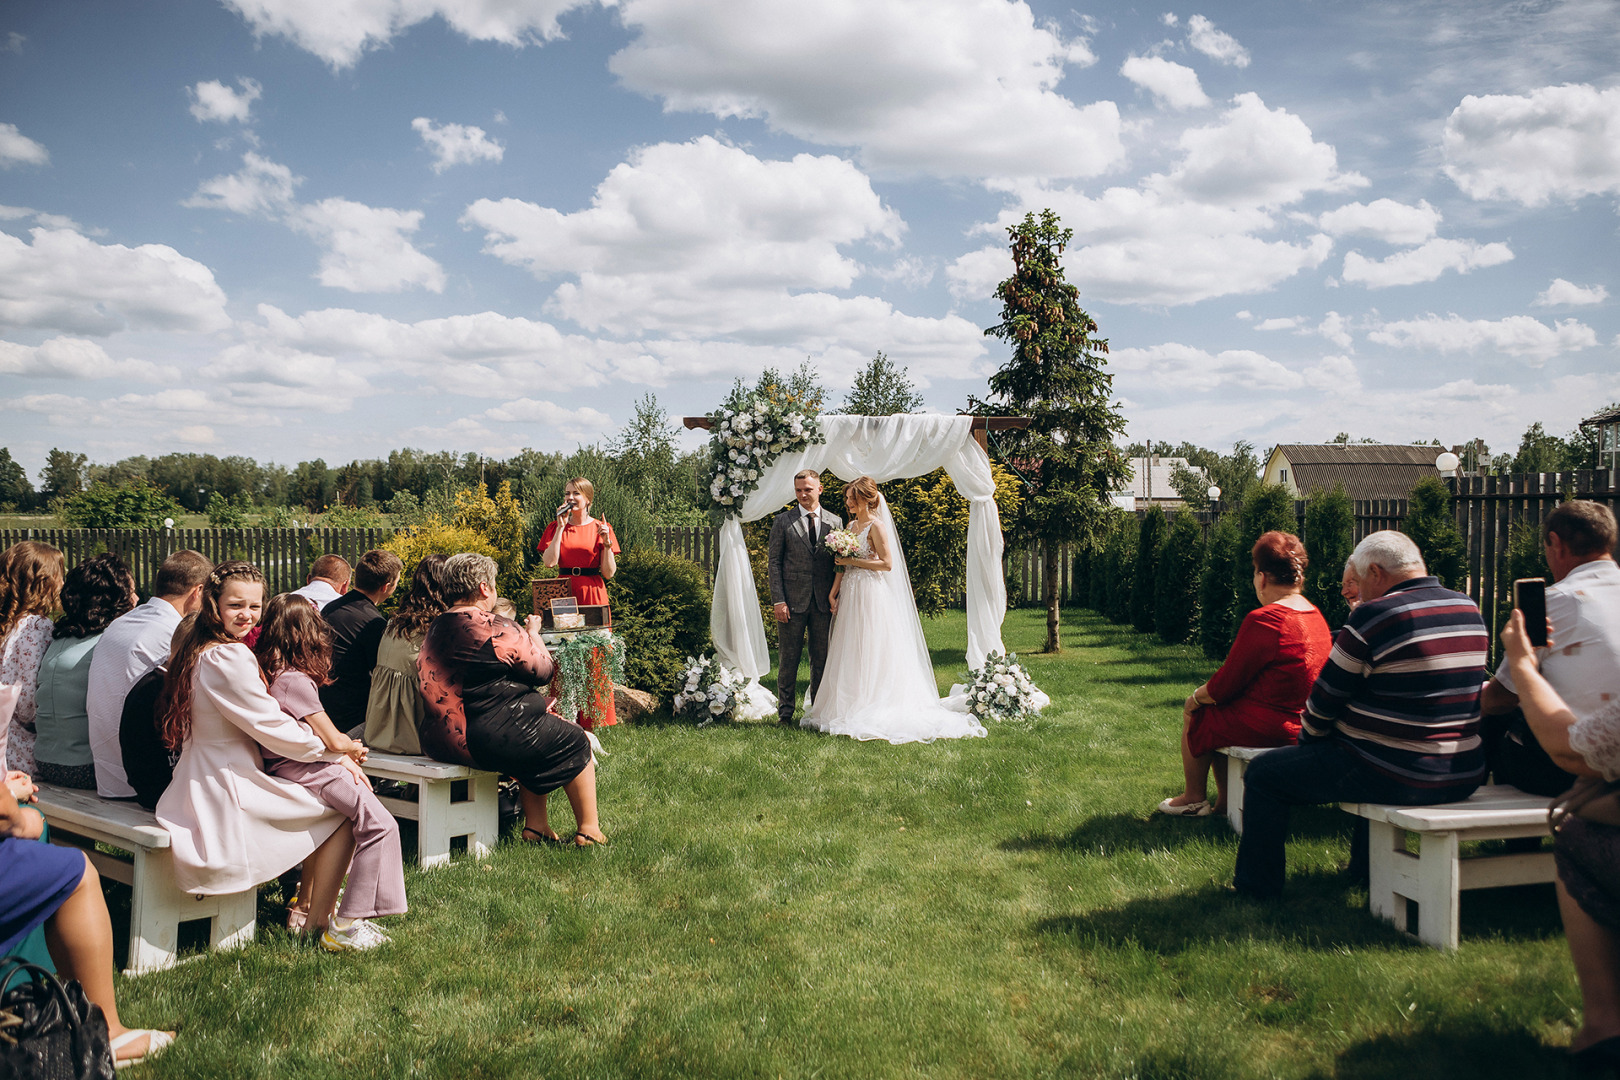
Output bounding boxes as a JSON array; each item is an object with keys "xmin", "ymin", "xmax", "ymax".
[{"xmin": 802, "ymin": 476, "xmax": 987, "ymax": 744}]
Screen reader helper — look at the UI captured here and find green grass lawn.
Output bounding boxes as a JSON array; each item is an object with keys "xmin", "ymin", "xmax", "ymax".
[{"xmin": 117, "ymin": 609, "xmax": 1579, "ymax": 1079}]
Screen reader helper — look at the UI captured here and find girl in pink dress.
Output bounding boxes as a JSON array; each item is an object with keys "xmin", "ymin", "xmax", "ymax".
[{"xmin": 254, "ymin": 594, "xmax": 405, "ymax": 948}]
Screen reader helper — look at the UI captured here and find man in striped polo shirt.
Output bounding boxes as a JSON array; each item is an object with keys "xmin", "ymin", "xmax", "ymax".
[{"xmin": 1234, "ymin": 530, "xmax": 1488, "ymax": 900}]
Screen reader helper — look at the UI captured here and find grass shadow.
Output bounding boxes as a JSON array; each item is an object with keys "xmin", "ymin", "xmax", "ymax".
[
  {"xmin": 1305, "ymin": 1024, "xmax": 1570, "ymax": 1079},
  {"xmin": 1006, "ymin": 804, "xmax": 1356, "ymax": 855}
]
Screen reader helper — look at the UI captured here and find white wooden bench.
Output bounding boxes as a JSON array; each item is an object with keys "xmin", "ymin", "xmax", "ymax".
[
  {"xmin": 33, "ymin": 784, "xmax": 257, "ymax": 976},
  {"xmin": 1341, "ymin": 785, "xmax": 1556, "ymax": 951},
  {"xmin": 1213, "ymin": 745, "xmax": 1281, "ymax": 834},
  {"xmin": 360, "ymin": 752, "xmax": 499, "ymax": 869}
]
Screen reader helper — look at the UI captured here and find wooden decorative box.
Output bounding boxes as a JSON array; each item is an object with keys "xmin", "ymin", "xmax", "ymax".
[{"xmin": 530, "ymin": 580, "xmax": 611, "ymax": 631}]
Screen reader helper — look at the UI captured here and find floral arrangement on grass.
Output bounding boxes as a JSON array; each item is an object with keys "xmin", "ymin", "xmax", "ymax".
[
  {"xmin": 960, "ymin": 651, "xmax": 1047, "ymax": 724},
  {"xmin": 673, "ymin": 654, "xmax": 753, "ymax": 726},
  {"xmin": 550, "ymin": 630, "xmax": 624, "ymax": 729},
  {"xmin": 822, "ymin": 528, "xmax": 864, "ymax": 559},
  {"xmin": 705, "ymin": 379, "xmax": 824, "ymax": 517}
]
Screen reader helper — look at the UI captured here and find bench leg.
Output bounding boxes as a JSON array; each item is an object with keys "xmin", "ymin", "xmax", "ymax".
[
  {"xmin": 126, "ymin": 848, "xmax": 185, "ymax": 976},
  {"xmin": 1366, "ymin": 819, "xmax": 1407, "ymax": 932},
  {"xmin": 467, "ymin": 772, "xmax": 499, "ymax": 860},
  {"xmin": 1225, "ymin": 754, "xmax": 1246, "ymax": 835},
  {"xmin": 1415, "ymin": 830, "xmax": 1461, "ymax": 951},
  {"xmin": 209, "ymin": 889, "xmax": 258, "ymax": 952},
  {"xmin": 417, "ymin": 780, "xmax": 453, "ymax": 869}
]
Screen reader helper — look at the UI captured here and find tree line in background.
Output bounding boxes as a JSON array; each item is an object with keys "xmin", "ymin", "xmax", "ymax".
[{"xmin": 1073, "ymin": 473, "xmax": 1470, "ymax": 663}]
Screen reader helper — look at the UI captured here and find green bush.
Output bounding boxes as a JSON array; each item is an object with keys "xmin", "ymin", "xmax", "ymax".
[
  {"xmin": 1072, "ymin": 544, "xmax": 1094, "ymax": 611},
  {"xmin": 1199, "ymin": 514, "xmax": 1240, "ymax": 660},
  {"xmin": 607, "ymin": 548, "xmax": 712, "ymax": 698},
  {"xmin": 1303, "ymin": 484, "xmax": 1354, "ymax": 629},
  {"xmin": 1087, "ymin": 528, "xmax": 1109, "ymax": 612},
  {"xmin": 56, "ymin": 480, "xmax": 185, "ymax": 529},
  {"xmin": 205, "ymin": 491, "xmax": 253, "ymax": 527},
  {"xmin": 1154, "ymin": 509, "xmax": 1203, "ymax": 644},
  {"xmin": 1403, "ymin": 475, "xmax": 1466, "ymax": 591},
  {"xmin": 1103, "ymin": 512, "xmax": 1135, "ymax": 625},
  {"xmin": 1231, "ymin": 484, "xmax": 1297, "ymax": 637},
  {"xmin": 1130, "ymin": 507, "xmax": 1165, "ymax": 633}
]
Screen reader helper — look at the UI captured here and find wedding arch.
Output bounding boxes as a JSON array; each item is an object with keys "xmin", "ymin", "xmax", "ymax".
[{"xmin": 680, "ymin": 413, "xmax": 1027, "ymax": 681}]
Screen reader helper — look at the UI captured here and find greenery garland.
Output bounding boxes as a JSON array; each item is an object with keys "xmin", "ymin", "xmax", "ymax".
[
  {"xmin": 704, "ymin": 380, "xmax": 824, "ymax": 519},
  {"xmin": 550, "ymin": 630, "xmax": 624, "ymax": 727}
]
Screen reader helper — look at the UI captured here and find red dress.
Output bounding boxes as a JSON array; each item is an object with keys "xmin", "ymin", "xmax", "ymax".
[
  {"xmin": 1187, "ymin": 602, "xmax": 1332, "ymax": 757},
  {"xmin": 536, "ymin": 518, "xmax": 621, "ymax": 729}
]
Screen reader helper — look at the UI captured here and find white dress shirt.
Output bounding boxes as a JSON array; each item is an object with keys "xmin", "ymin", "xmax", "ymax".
[
  {"xmin": 1495, "ymin": 558, "xmax": 1620, "ymax": 725},
  {"xmin": 290, "ymin": 580, "xmax": 343, "ymax": 611},
  {"xmin": 86, "ymin": 596, "xmax": 183, "ymax": 798}
]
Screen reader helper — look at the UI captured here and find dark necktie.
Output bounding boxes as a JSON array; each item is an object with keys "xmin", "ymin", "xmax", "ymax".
[{"xmin": 804, "ymin": 512, "xmax": 816, "ymax": 547}]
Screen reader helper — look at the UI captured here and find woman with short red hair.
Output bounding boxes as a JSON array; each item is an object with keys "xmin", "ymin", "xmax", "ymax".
[{"xmin": 1157, "ymin": 530, "xmax": 1333, "ymax": 818}]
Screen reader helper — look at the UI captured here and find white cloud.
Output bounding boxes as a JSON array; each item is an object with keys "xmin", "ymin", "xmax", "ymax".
[
  {"xmin": 1186, "ymin": 14, "xmax": 1249, "ymax": 67},
  {"xmin": 1160, "ymin": 12, "xmax": 1179, "ymax": 27},
  {"xmin": 202, "ymin": 341, "xmax": 373, "ymax": 411},
  {"xmin": 1534, "ymin": 278, "xmax": 1608, "ymax": 307},
  {"xmin": 1120, "ymin": 56, "xmax": 1209, "ymax": 110},
  {"xmin": 291, "ymin": 198, "xmax": 446, "ymax": 293},
  {"xmin": 481, "ymin": 398, "xmax": 617, "ymax": 441},
  {"xmin": 1318, "ymin": 198, "xmax": 1441, "ymax": 245},
  {"xmin": 188, "ymin": 78, "xmax": 263, "ymax": 124},
  {"xmin": 185, "ymin": 151, "xmax": 300, "ymax": 216},
  {"xmin": 1303, "ymin": 354, "xmax": 1360, "ymax": 392},
  {"xmin": 1254, "ymin": 316, "xmax": 1304, "ymax": 331},
  {"xmin": 0, "ymin": 228, "xmax": 230, "ymax": 335},
  {"xmin": 0, "ymin": 205, "xmax": 98, "ymax": 235},
  {"xmin": 1341, "ymin": 237, "xmax": 1514, "ymax": 288},
  {"xmin": 0, "ymin": 337, "xmax": 180, "ymax": 381},
  {"xmin": 411, "ymin": 117, "xmax": 504, "ymax": 172},
  {"xmin": 1110, "ymin": 342, "xmax": 1304, "ymax": 392},
  {"xmin": 175, "ymin": 426, "xmax": 218, "ymax": 445},
  {"xmin": 1316, "ymin": 311, "xmax": 1353, "ymax": 349},
  {"xmin": 219, "ymin": 0, "xmax": 589, "ymax": 69},
  {"xmin": 949, "ymin": 94, "xmax": 1358, "ymax": 306},
  {"xmin": 1443, "ymin": 83, "xmax": 1620, "ymax": 206},
  {"xmin": 0, "ymin": 123, "xmax": 49, "ymax": 168},
  {"xmin": 1369, "ymin": 313, "xmax": 1597, "ymax": 366},
  {"xmin": 606, "ymin": 0, "xmax": 1120, "ymax": 180}
]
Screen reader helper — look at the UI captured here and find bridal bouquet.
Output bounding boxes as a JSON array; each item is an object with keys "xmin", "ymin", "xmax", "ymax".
[
  {"xmin": 673, "ymin": 654, "xmax": 751, "ymax": 725},
  {"xmin": 961, "ymin": 651, "xmax": 1047, "ymax": 723},
  {"xmin": 822, "ymin": 528, "xmax": 863, "ymax": 559}
]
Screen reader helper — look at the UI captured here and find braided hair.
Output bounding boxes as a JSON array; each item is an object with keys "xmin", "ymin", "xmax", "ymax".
[
  {"xmin": 1252, "ymin": 531, "xmax": 1309, "ymax": 588},
  {"xmin": 157, "ymin": 560, "xmax": 265, "ymax": 750}
]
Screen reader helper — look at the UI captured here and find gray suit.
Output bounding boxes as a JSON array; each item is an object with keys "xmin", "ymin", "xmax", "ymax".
[{"xmin": 767, "ymin": 503, "xmax": 842, "ymax": 722}]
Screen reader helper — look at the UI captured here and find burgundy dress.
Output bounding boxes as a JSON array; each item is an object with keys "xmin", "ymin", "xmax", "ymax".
[
  {"xmin": 1187, "ymin": 602, "xmax": 1332, "ymax": 757},
  {"xmin": 416, "ymin": 609, "xmax": 590, "ymax": 795}
]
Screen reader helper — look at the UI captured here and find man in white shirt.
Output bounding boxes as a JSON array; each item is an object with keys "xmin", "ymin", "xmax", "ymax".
[
  {"xmin": 1483, "ymin": 500, "xmax": 1620, "ymax": 791},
  {"xmin": 86, "ymin": 550, "xmax": 211, "ymax": 798},
  {"xmin": 289, "ymin": 554, "xmax": 351, "ymax": 611}
]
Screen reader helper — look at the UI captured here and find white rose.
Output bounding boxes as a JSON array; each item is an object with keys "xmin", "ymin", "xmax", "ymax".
[
  {"xmin": 691, "ymin": 691, "xmax": 707, "ymax": 702},
  {"xmin": 709, "ymin": 701, "xmax": 726, "ymax": 715},
  {"xmin": 747, "ymin": 469, "xmax": 757, "ymax": 480}
]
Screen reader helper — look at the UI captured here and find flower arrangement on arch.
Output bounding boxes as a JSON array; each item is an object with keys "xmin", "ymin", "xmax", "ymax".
[
  {"xmin": 960, "ymin": 651, "xmax": 1047, "ymax": 723},
  {"xmin": 673, "ymin": 654, "xmax": 752, "ymax": 725},
  {"xmin": 703, "ymin": 378, "xmax": 824, "ymax": 518}
]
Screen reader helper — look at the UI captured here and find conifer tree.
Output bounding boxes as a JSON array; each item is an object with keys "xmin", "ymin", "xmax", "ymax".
[
  {"xmin": 1155, "ymin": 509, "xmax": 1203, "ymax": 644},
  {"xmin": 1131, "ymin": 507, "xmax": 1166, "ymax": 633},
  {"xmin": 1199, "ymin": 514, "xmax": 1240, "ymax": 660},
  {"xmin": 1303, "ymin": 484, "xmax": 1354, "ymax": 629},
  {"xmin": 1231, "ymin": 484, "xmax": 1299, "ymax": 636},
  {"xmin": 1403, "ymin": 475, "xmax": 1466, "ymax": 590}
]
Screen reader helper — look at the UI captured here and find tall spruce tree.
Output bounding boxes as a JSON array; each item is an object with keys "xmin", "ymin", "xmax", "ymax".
[
  {"xmin": 1198, "ymin": 514, "xmax": 1240, "ymax": 660},
  {"xmin": 1403, "ymin": 475, "xmax": 1466, "ymax": 590},
  {"xmin": 972, "ymin": 209, "xmax": 1128, "ymax": 652},
  {"xmin": 1231, "ymin": 483, "xmax": 1299, "ymax": 636},
  {"xmin": 1131, "ymin": 507, "xmax": 1166, "ymax": 633},
  {"xmin": 1155, "ymin": 508, "xmax": 1203, "ymax": 644},
  {"xmin": 1303, "ymin": 484, "xmax": 1354, "ymax": 629}
]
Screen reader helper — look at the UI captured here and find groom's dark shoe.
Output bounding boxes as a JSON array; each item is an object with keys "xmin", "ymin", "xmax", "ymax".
[{"xmin": 778, "ymin": 714, "xmax": 796, "ymax": 725}]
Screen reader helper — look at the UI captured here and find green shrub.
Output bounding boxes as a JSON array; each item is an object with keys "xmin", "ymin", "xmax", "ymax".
[
  {"xmin": 56, "ymin": 480, "xmax": 185, "ymax": 529},
  {"xmin": 205, "ymin": 491, "xmax": 253, "ymax": 527},
  {"xmin": 1102, "ymin": 512, "xmax": 1135, "ymax": 625},
  {"xmin": 1199, "ymin": 514, "xmax": 1240, "ymax": 660},
  {"xmin": 1087, "ymin": 528, "xmax": 1109, "ymax": 611},
  {"xmin": 1072, "ymin": 544, "xmax": 1094, "ymax": 611},
  {"xmin": 607, "ymin": 548, "xmax": 712, "ymax": 698},
  {"xmin": 1154, "ymin": 509, "xmax": 1203, "ymax": 644},
  {"xmin": 1231, "ymin": 484, "xmax": 1297, "ymax": 636},
  {"xmin": 1130, "ymin": 507, "xmax": 1165, "ymax": 633},
  {"xmin": 1303, "ymin": 484, "xmax": 1354, "ymax": 629},
  {"xmin": 1403, "ymin": 475, "xmax": 1466, "ymax": 591}
]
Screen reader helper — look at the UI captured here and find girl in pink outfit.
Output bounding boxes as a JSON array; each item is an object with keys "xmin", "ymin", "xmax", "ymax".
[{"xmin": 254, "ymin": 594, "xmax": 405, "ymax": 948}]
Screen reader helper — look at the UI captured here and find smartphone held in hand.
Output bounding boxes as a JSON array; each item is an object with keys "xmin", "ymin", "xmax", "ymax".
[{"xmin": 1513, "ymin": 578, "xmax": 1547, "ymax": 647}]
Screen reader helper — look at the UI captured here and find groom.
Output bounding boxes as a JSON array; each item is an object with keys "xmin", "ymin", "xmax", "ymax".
[{"xmin": 767, "ymin": 469, "xmax": 842, "ymax": 725}]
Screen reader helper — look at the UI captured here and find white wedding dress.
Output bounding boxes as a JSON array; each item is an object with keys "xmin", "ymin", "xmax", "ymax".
[{"xmin": 802, "ymin": 496, "xmax": 987, "ymax": 744}]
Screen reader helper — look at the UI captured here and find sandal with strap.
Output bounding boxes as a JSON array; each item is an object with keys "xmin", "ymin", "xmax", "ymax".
[
  {"xmin": 522, "ymin": 826, "xmax": 562, "ymax": 845},
  {"xmin": 112, "ymin": 1029, "xmax": 175, "ymax": 1069},
  {"xmin": 572, "ymin": 830, "xmax": 608, "ymax": 847}
]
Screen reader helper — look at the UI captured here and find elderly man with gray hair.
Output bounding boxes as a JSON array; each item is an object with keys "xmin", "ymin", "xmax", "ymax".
[
  {"xmin": 416, "ymin": 553, "xmax": 605, "ymax": 846},
  {"xmin": 1233, "ymin": 530, "xmax": 1489, "ymax": 899}
]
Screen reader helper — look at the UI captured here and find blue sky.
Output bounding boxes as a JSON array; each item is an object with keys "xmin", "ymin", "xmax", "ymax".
[{"xmin": 1, "ymin": 0, "xmax": 1617, "ymax": 477}]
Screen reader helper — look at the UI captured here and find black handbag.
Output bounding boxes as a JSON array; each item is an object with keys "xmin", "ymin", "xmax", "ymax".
[{"xmin": 0, "ymin": 961, "xmax": 114, "ymax": 1080}]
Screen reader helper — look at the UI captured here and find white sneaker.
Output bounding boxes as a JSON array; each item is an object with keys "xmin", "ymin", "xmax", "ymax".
[
  {"xmin": 320, "ymin": 919, "xmax": 389, "ymax": 953},
  {"xmin": 1156, "ymin": 796, "xmax": 1213, "ymax": 817}
]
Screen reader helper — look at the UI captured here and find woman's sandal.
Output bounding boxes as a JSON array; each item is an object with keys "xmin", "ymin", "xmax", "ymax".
[
  {"xmin": 112, "ymin": 1029, "xmax": 175, "ymax": 1069},
  {"xmin": 571, "ymin": 831, "xmax": 608, "ymax": 847},
  {"xmin": 521, "ymin": 826, "xmax": 562, "ymax": 845}
]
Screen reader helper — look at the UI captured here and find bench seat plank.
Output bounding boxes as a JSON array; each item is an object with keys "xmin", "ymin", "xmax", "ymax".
[{"xmin": 33, "ymin": 786, "xmax": 170, "ymax": 849}]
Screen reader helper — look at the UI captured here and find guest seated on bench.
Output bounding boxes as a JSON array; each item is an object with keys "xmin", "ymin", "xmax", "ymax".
[
  {"xmin": 34, "ymin": 554, "xmax": 138, "ymax": 790},
  {"xmin": 1, "ymin": 775, "xmax": 176, "ymax": 1067},
  {"xmin": 256, "ymin": 594, "xmax": 405, "ymax": 940},
  {"xmin": 154, "ymin": 562, "xmax": 381, "ymax": 953},
  {"xmin": 364, "ymin": 554, "xmax": 451, "ymax": 755},
  {"xmin": 1233, "ymin": 531, "xmax": 1488, "ymax": 899},
  {"xmin": 1, "ymin": 540, "xmax": 64, "ymax": 776},
  {"xmin": 1157, "ymin": 531, "xmax": 1331, "ymax": 818},
  {"xmin": 319, "ymin": 549, "xmax": 403, "ymax": 735},
  {"xmin": 1501, "ymin": 608, "xmax": 1620, "ymax": 1073},
  {"xmin": 418, "ymin": 553, "xmax": 605, "ymax": 847}
]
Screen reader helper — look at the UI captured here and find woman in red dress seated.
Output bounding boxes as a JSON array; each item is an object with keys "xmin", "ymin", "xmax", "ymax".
[
  {"xmin": 537, "ymin": 476, "xmax": 620, "ymax": 729},
  {"xmin": 1157, "ymin": 530, "xmax": 1333, "ymax": 818}
]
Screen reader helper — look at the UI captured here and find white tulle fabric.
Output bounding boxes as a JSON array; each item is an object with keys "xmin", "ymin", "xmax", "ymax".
[
  {"xmin": 801, "ymin": 502, "xmax": 987, "ymax": 743},
  {"xmin": 710, "ymin": 414, "xmax": 1007, "ymax": 683}
]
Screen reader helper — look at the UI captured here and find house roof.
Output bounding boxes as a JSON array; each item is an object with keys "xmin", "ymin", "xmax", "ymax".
[
  {"xmin": 1581, "ymin": 405, "xmax": 1620, "ymax": 427},
  {"xmin": 1122, "ymin": 456, "xmax": 1201, "ymax": 500},
  {"xmin": 1270, "ymin": 444, "xmax": 1442, "ymax": 502}
]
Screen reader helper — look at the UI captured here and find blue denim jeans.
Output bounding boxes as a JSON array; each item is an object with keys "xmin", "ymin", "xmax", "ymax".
[{"xmin": 1233, "ymin": 738, "xmax": 1480, "ymax": 899}]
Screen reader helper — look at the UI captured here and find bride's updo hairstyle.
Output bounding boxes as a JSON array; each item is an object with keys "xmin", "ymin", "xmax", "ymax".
[{"xmin": 845, "ymin": 476, "xmax": 880, "ymax": 511}]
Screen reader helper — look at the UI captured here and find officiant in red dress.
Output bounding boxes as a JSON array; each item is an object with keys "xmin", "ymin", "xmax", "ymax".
[{"xmin": 538, "ymin": 477, "xmax": 620, "ymax": 728}]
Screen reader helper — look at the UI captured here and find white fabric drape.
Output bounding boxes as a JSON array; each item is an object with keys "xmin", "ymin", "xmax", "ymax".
[{"xmin": 710, "ymin": 413, "xmax": 1006, "ymax": 678}]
